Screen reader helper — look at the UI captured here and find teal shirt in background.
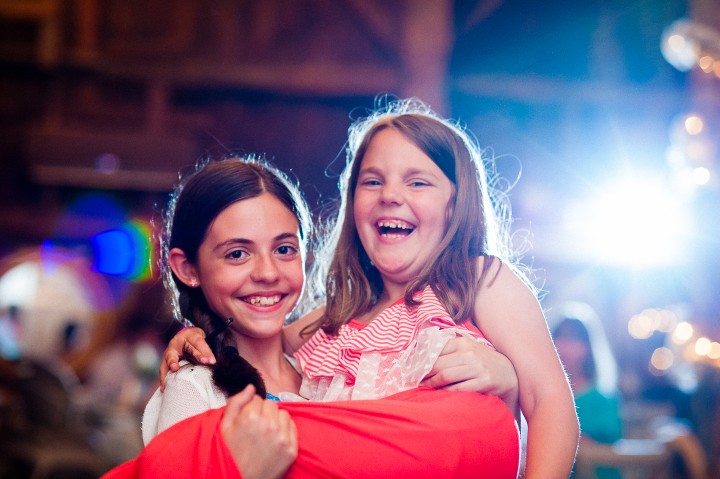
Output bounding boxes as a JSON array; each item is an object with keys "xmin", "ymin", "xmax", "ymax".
[{"xmin": 575, "ymin": 387, "xmax": 623, "ymax": 479}]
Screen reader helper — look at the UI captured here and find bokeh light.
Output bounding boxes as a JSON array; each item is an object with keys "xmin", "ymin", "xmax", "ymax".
[
  {"xmin": 684, "ymin": 115, "xmax": 704, "ymax": 136},
  {"xmin": 650, "ymin": 347, "xmax": 674, "ymax": 373},
  {"xmin": 708, "ymin": 342, "xmax": 720, "ymax": 360},
  {"xmin": 671, "ymin": 321, "xmax": 694, "ymax": 344},
  {"xmin": 694, "ymin": 337, "xmax": 712, "ymax": 356},
  {"xmin": 91, "ymin": 219, "xmax": 154, "ymax": 281}
]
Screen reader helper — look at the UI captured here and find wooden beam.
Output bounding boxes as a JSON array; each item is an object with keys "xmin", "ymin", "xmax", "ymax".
[{"xmin": 65, "ymin": 58, "xmax": 400, "ymax": 96}]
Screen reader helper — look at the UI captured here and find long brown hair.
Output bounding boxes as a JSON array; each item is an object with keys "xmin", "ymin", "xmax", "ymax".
[
  {"xmin": 161, "ymin": 155, "xmax": 312, "ymax": 395},
  {"xmin": 307, "ymin": 98, "xmax": 520, "ymax": 336}
]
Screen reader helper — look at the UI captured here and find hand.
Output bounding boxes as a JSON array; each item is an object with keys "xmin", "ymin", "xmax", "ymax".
[
  {"xmin": 421, "ymin": 336, "xmax": 519, "ymax": 413},
  {"xmin": 221, "ymin": 385, "xmax": 298, "ymax": 479},
  {"xmin": 159, "ymin": 327, "xmax": 215, "ymax": 390}
]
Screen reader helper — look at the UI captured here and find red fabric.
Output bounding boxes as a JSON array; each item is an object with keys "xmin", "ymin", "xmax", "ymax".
[{"xmin": 103, "ymin": 388, "xmax": 520, "ymax": 479}]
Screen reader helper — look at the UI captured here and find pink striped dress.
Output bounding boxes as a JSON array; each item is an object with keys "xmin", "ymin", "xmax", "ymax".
[{"xmin": 294, "ymin": 286, "xmax": 492, "ymax": 401}]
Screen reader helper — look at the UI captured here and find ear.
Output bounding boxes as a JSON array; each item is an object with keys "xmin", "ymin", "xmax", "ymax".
[{"xmin": 168, "ymin": 247, "xmax": 200, "ymax": 287}]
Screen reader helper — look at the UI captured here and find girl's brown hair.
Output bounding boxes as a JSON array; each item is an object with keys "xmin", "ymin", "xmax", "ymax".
[
  {"xmin": 307, "ymin": 98, "xmax": 520, "ymax": 335},
  {"xmin": 162, "ymin": 155, "xmax": 312, "ymax": 395}
]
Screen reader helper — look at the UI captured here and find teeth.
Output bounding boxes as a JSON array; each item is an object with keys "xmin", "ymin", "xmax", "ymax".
[
  {"xmin": 377, "ymin": 220, "xmax": 413, "ymax": 229},
  {"xmin": 246, "ymin": 295, "xmax": 281, "ymax": 306}
]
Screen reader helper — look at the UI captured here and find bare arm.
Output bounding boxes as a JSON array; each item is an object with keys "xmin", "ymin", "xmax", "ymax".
[{"xmin": 474, "ymin": 260, "xmax": 579, "ymax": 479}]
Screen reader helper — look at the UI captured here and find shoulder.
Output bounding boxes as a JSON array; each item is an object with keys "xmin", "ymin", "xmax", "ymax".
[
  {"xmin": 471, "ymin": 257, "xmax": 543, "ymax": 333},
  {"xmin": 142, "ymin": 363, "xmax": 226, "ymax": 445},
  {"xmin": 170, "ymin": 361, "xmax": 215, "ymax": 382},
  {"xmin": 474, "ymin": 257, "xmax": 532, "ymax": 295},
  {"xmin": 163, "ymin": 361, "xmax": 220, "ymax": 398},
  {"xmin": 162, "ymin": 362, "xmax": 227, "ymax": 409}
]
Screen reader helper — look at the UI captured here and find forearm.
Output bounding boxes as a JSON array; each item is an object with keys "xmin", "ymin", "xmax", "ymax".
[{"xmin": 523, "ymin": 398, "xmax": 579, "ymax": 479}]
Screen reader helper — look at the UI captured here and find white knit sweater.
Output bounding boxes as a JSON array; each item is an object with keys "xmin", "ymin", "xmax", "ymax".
[{"xmin": 141, "ymin": 361, "xmax": 227, "ymax": 445}]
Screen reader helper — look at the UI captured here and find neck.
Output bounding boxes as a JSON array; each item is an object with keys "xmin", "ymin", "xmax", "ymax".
[
  {"xmin": 379, "ymin": 276, "xmax": 408, "ymax": 303},
  {"xmin": 230, "ymin": 335, "xmax": 301, "ymax": 395},
  {"xmin": 356, "ymin": 284, "xmax": 404, "ymax": 324}
]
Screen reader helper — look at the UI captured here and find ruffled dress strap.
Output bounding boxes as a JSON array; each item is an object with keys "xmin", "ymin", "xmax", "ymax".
[{"xmin": 294, "ymin": 286, "xmax": 491, "ymax": 401}]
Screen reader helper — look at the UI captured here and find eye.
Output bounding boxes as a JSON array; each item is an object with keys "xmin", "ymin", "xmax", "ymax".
[
  {"xmin": 276, "ymin": 244, "xmax": 299, "ymax": 257},
  {"xmin": 226, "ymin": 249, "xmax": 247, "ymax": 260},
  {"xmin": 361, "ymin": 179, "xmax": 382, "ymax": 186},
  {"xmin": 408, "ymin": 179, "xmax": 431, "ymax": 187}
]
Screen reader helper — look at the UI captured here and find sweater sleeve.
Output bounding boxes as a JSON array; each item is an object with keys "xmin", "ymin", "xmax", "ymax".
[{"xmin": 141, "ymin": 363, "xmax": 227, "ymax": 444}]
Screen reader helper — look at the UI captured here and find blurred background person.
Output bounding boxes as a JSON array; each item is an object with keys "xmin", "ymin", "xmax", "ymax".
[{"xmin": 552, "ymin": 301, "xmax": 623, "ymax": 479}]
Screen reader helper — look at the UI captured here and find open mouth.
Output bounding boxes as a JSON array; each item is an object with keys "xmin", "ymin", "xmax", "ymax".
[
  {"xmin": 242, "ymin": 294, "xmax": 282, "ymax": 307},
  {"xmin": 376, "ymin": 220, "xmax": 415, "ymax": 238}
]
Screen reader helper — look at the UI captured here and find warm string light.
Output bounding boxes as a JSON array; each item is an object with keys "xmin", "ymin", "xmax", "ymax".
[
  {"xmin": 662, "ymin": 19, "xmax": 719, "ymax": 191},
  {"xmin": 628, "ymin": 307, "xmax": 720, "ymax": 377},
  {"xmin": 662, "ymin": 19, "xmax": 720, "ymax": 79}
]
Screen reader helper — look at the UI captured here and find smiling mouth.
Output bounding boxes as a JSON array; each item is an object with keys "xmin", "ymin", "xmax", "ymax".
[
  {"xmin": 376, "ymin": 220, "xmax": 415, "ymax": 238},
  {"xmin": 242, "ymin": 295, "xmax": 282, "ymax": 307}
]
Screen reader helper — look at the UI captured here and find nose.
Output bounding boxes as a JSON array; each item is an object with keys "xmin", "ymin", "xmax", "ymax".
[
  {"xmin": 250, "ymin": 253, "xmax": 280, "ymax": 283},
  {"xmin": 379, "ymin": 181, "xmax": 404, "ymax": 206}
]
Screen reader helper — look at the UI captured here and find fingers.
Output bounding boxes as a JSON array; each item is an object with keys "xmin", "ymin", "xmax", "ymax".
[
  {"xmin": 427, "ymin": 337, "xmax": 475, "ymax": 375},
  {"xmin": 422, "ymin": 361, "xmax": 473, "ymax": 389},
  {"xmin": 222, "ymin": 385, "xmax": 258, "ymax": 429},
  {"xmin": 221, "ymin": 390, "xmax": 298, "ymax": 479},
  {"xmin": 158, "ymin": 349, "xmax": 181, "ymax": 391},
  {"xmin": 277, "ymin": 409, "xmax": 298, "ymax": 457},
  {"xmin": 422, "ymin": 337, "xmax": 491, "ymax": 389},
  {"xmin": 256, "ymin": 401, "xmax": 298, "ymax": 460},
  {"xmin": 436, "ymin": 336, "xmax": 464, "ymax": 355},
  {"xmin": 185, "ymin": 331, "xmax": 216, "ymax": 365},
  {"xmin": 226, "ymin": 385, "xmax": 257, "ymax": 412},
  {"xmin": 159, "ymin": 327, "xmax": 215, "ymax": 390}
]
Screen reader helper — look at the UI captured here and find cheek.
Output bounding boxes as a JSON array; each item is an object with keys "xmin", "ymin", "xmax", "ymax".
[
  {"xmin": 353, "ymin": 188, "xmax": 376, "ymax": 222},
  {"xmin": 287, "ymin": 262, "xmax": 305, "ymax": 294},
  {"xmin": 353, "ymin": 202, "xmax": 373, "ymax": 244},
  {"xmin": 199, "ymin": 270, "xmax": 239, "ymax": 310},
  {"xmin": 199, "ymin": 287, "xmax": 225, "ymax": 318},
  {"xmin": 353, "ymin": 198, "xmax": 367, "ymax": 226}
]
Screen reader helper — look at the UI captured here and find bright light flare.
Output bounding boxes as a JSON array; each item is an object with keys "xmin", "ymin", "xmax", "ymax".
[
  {"xmin": 581, "ymin": 177, "xmax": 691, "ymax": 267},
  {"xmin": 691, "ymin": 167, "xmax": 711, "ymax": 185}
]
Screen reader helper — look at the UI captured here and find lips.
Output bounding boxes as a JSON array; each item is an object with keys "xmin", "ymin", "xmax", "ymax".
[{"xmin": 376, "ymin": 219, "xmax": 415, "ymax": 238}]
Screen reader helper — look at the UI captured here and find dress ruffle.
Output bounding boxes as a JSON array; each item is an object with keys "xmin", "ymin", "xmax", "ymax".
[{"xmin": 294, "ymin": 286, "xmax": 491, "ymax": 401}]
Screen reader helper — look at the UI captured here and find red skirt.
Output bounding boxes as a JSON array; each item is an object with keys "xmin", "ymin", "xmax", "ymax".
[{"xmin": 103, "ymin": 388, "xmax": 520, "ymax": 479}]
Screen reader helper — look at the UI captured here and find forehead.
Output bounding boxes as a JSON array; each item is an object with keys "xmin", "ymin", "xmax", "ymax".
[
  {"xmin": 360, "ymin": 128, "xmax": 443, "ymax": 175},
  {"xmin": 206, "ymin": 193, "xmax": 299, "ymax": 240}
]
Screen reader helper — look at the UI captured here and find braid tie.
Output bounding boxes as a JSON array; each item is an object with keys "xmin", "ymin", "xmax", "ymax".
[{"xmin": 207, "ymin": 317, "xmax": 233, "ymax": 343}]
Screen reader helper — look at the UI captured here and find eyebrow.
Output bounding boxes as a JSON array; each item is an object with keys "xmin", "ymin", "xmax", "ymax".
[
  {"xmin": 212, "ymin": 232, "xmax": 299, "ymax": 252},
  {"xmin": 359, "ymin": 166, "xmax": 443, "ymax": 179}
]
